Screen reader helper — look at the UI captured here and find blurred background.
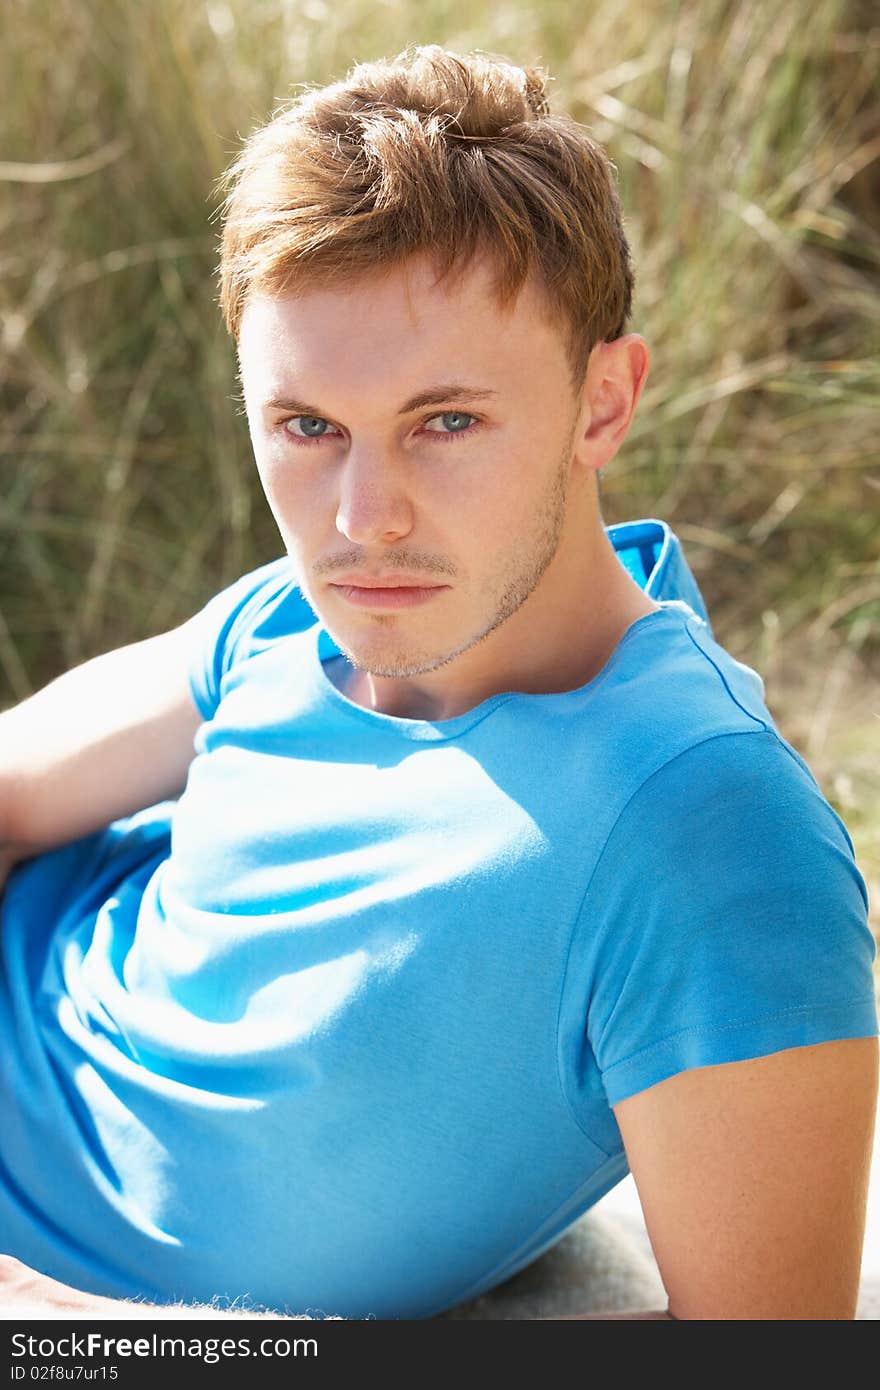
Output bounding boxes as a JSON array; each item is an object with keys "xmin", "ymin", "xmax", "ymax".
[{"xmin": 1, "ymin": 0, "xmax": 877, "ymax": 939}]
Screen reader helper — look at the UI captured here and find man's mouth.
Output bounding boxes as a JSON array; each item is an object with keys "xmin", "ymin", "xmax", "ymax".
[
  {"xmin": 327, "ymin": 580, "xmax": 451, "ymax": 610},
  {"xmin": 329, "ymin": 574, "xmax": 447, "ymax": 588}
]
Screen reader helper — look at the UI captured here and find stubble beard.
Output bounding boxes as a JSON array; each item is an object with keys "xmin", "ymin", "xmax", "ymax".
[{"xmin": 340, "ymin": 444, "xmax": 573, "ymax": 680}]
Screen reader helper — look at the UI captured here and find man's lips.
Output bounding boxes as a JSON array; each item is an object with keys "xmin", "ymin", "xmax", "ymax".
[
  {"xmin": 327, "ymin": 575, "xmax": 448, "ymax": 589},
  {"xmin": 326, "ymin": 578, "xmax": 451, "ymax": 609}
]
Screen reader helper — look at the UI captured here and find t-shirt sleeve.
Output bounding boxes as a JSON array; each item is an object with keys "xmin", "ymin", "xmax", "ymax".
[
  {"xmin": 186, "ymin": 557, "xmax": 316, "ymax": 721},
  {"xmin": 564, "ymin": 728, "xmax": 878, "ymax": 1113}
]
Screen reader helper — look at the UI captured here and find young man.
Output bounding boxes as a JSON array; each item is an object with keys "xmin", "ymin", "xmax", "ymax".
[{"xmin": 0, "ymin": 46, "xmax": 877, "ymax": 1320}]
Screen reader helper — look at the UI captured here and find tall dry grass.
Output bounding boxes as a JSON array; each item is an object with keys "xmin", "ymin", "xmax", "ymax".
[{"xmin": 1, "ymin": 0, "xmax": 877, "ymax": 909}]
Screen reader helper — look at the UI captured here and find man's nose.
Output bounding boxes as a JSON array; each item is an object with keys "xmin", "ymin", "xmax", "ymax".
[{"xmin": 335, "ymin": 449, "xmax": 414, "ymax": 546}]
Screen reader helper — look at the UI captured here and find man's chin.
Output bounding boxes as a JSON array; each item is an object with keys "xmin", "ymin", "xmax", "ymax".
[
  {"xmin": 329, "ymin": 627, "xmax": 477, "ymax": 681},
  {"xmin": 330, "ymin": 598, "xmax": 529, "ymax": 681},
  {"xmin": 338, "ymin": 647, "xmax": 460, "ymax": 680}
]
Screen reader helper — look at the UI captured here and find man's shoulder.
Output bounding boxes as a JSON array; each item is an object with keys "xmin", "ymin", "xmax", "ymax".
[
  {"xmin": 204, "ymin": 555, "xmax": 318, "ymax": 657},
  {"xmin": 570, "ymin": 603, "xmax": 778, "ymax": 799},
  {"xmin": 585, "ymin": 641, "xmax": 861, "ymax": 922},
  {"xmin": 188, "ymin": 557, "xmax": 318, "ymax": 720},
  {"xmin": 602, "ymin": 516, "xmax": 776, "ymax": 763},
  {"xmin": 223, "ymin": 556, "xmax": 317, "ymax": 653},
  {"xmin": 646, "ymin": 604, "xmax": 771, "ymax": 732}
]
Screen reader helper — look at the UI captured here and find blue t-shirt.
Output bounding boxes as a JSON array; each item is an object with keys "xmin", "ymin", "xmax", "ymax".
[{"xmin": 0, "ymin": 520, "xmax": 876, "ymax": 1317}]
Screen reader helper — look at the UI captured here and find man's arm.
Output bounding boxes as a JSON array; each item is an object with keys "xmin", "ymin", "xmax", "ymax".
[
  {"xmin": 0, "ymin": 619, "xmax": 204, "ymax": 875},
  {"xmin": 0, "ymin": 617, "xmax": 297, "ymax": 1320},
  {"xmin": 595, "ymin": 1035, "xmax": 879, "ymax": 1320}
]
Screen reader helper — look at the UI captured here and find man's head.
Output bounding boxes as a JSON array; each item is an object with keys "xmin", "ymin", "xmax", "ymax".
[{"xmin": 222, "ymin": 47, "xmax": 650, "ymax": 716}]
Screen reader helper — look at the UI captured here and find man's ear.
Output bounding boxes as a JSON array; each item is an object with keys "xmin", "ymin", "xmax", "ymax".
[{"xmin": 577, "ymin": 335, "xmax": 650, "ymax": 472}]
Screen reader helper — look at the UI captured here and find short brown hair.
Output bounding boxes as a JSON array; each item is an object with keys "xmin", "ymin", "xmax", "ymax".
[{"xmin": 218, "ymin": 44, "xmax": 634, "ymax": 387}]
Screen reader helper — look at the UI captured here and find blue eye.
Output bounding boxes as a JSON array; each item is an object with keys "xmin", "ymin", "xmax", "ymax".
[
  {"xmin": 285, "ymin": 416, "xmax": 334, "ymax": 438},
  {"xmin": 424, "ymin": 412, "xmax": 477, "ymax": 434}
]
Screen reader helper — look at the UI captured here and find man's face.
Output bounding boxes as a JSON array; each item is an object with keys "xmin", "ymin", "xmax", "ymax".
[{"xmin": 238, "ymin": 252, "xmax": 587, "ymax": 683}]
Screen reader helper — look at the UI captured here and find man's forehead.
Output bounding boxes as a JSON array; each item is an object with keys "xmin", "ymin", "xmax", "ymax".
[
  {"xmin": 238, "ymin": 254, "xmax": 564, "ymax": 395},
  {"xmin": 243, "ymin": 247, "xmax": 561, "ymax": 336}
]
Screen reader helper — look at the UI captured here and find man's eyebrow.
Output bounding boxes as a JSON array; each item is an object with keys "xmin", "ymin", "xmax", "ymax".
[{"xmin": 263, "ymin": 384, "xmax": 499, "ymax": 416}]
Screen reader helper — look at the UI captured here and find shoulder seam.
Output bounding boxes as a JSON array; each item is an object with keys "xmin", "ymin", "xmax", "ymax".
[{"xmin": 682, "ymin": 620, "xmax": 768, "ymax": 732}]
